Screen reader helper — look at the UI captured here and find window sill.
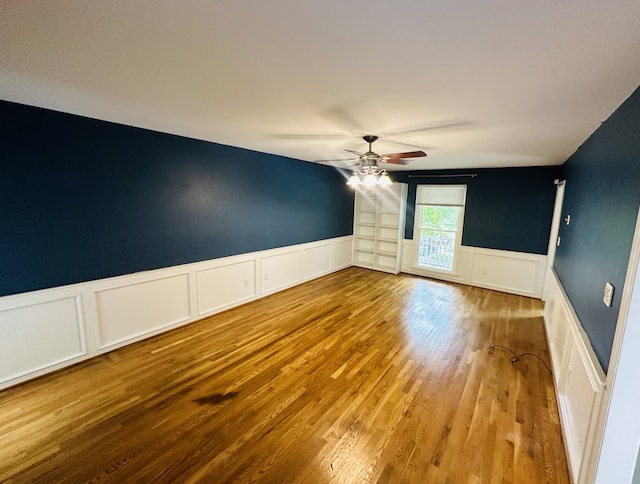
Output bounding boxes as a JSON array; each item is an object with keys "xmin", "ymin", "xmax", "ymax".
[{"xmin": 410, "ymin": 265, "xmax": 462, "ymax": 280}]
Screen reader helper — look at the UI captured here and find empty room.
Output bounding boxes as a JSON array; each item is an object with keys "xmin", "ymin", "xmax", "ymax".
[{"xmin": 1, "ymin": 2, "xmax": 640, "ymax": 483}]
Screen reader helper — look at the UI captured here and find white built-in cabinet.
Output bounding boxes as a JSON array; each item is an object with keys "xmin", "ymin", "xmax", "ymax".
[{"xmin": 353, "ymin": 183, "xmax": 407, "ymax": 274}]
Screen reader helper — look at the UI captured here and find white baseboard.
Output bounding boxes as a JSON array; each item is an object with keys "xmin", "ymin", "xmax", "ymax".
[
  {"xmin": 543, "ymin": 272, "xmax": 606, "ymax": 484},
  {"xmin": 402, "ymin": 242, "xmax": 547, "ymax": 298},
  {"xmin": 0, "ymin": 236, "xmax": 353, "ymax": 390}
]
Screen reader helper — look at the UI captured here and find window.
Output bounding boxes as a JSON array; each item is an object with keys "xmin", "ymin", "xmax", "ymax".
[{"xmin": 414, "ymin": 185, "xmax": 466, "ymax": 272}]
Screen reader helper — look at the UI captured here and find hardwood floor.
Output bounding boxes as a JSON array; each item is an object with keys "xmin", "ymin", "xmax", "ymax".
[{"xmin": 0, "ymin": 268, "xmax": 570, "ymax": 483}]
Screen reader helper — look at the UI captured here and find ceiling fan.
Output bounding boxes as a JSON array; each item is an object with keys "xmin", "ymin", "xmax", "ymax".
[
  {"xmin": 318, "ymin": 135, "xmax": 427, "ymax": 188},
  {"xmin": 343, "ymin": 134, "xmax": 426, "ymax": 165}
]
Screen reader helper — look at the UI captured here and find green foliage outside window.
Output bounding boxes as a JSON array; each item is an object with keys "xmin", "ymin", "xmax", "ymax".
[
  {"xmin": 418, "ymin": 205, "xmax": 460, "ymax": 270},
  {"xmin": 420, "ymin": 206, "xmax": 459, "ymax": 232}
]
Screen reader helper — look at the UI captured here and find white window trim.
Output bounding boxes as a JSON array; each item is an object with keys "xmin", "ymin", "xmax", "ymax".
[{"xmin": 412, "ymin": 185, "xmax": 467, "ymax": 277}]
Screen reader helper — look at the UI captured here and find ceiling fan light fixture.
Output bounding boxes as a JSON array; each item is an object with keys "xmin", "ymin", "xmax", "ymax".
[
  {"xmin": 363, "ymin": 173, "xmax": 378, "ymax": 187},
  {"xmin": 347, "ymin": 172, "xmax": 362, "ymax": 186},
  {"xmin": 378, "ymin": 171, "xmax": 393, "ymax": 186},
  {"xmin": 346, "ymin": 168, "xmax": 395, "ymax": 189}
]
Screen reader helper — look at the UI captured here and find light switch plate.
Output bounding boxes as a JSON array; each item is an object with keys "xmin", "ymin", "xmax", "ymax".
[{"xmin": 603, "ymin": 282, "xmax": 614, "ymax": 307}]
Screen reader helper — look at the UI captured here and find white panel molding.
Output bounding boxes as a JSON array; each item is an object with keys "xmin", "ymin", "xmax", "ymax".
[
  {"xmin": 302, "ymin": 243, "xmax": 332, "ymax": 280},
  {"xmin": 543, "ymin": 271, "xmax": 606, "ymax": 484},
  {"xmin": 468, "ymin": 249, "xmax": 545, "ymax": 296},
  {"xmin": 0, "ymin": 296, "xmax": 85, "ymax": 383},
  {"xmin": 560, "ymin": 327, "xmax": 604, "ymax": 481},
  {"xmin": 94, "ymin": 273, "xmax": 192, "ymax": 349},
  {"xmin": 197, "ymin": 260, "xmax": 257, "ymax": 316},
  {"xmin": 261, "ymin": 249, "xmax": 302, "ymax": 295},
  {"xmin": 401, "ymin": 242, "xmax": 547, "ymax": 298},
  {"xmin": 0, "ymin": 235, "xmax": 352, "ymax": 390},
  {"xmin": 333, "ymin": 238, "xmax": 354, "ymax": 270}
]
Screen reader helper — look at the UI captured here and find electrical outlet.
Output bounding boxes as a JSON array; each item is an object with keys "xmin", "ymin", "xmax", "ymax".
[{"xmin": 603, "ymin": 282, "xmax": 614, "ymax": 307}]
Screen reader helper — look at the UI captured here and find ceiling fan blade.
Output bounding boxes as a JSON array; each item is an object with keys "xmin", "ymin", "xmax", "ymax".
[
  {"xmin": 380, "ymin": 150, "xmax": 426, "ymax": 164},
  {"xmin": 385, "ymin": 139, "xmax": 437, "ymax": 151},
  {"xmin": 321, "ymin": 105, "xmax": 367, "ymax": 132},
  {"xmin": 315, "ymin": 157, "xmax": 358, "ymax": 163},
  {"xmin": 269, "ymin": 133, "xmax": 347, "ymax": 140},
  {"xmin": 382, "ymin": 150, "xmax": 427, "ymax": 159},
  {"xmin": 345, "ymin": 149, "xmax": 365, "ymax": 157},
  {"xmin": 383, "ymin": 120, "xmax": 474, "ymax": 136}
]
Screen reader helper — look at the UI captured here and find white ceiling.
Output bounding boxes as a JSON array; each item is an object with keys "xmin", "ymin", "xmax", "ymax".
[{"xmin": 1, "ymin": 1, "xmax": 639, "ymax": 171}]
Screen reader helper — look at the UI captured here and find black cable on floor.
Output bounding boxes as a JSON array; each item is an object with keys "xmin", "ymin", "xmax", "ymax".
[{"xmin": 490, "ymin": 343, "xmax": 553, "ymax": 374}]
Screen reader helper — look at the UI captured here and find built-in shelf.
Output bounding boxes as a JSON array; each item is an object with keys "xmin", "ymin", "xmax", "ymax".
[{"xmin": 352, "ymin": 183, "xmax": 407, "ymax": 274}]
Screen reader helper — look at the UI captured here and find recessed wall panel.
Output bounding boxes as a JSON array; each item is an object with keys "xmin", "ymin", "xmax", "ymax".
[
  {"xmin": 561, "ymin": 337, "xmax": 599, "ymax": 480},
  {"xmin": 334, "ymin": 239, "xmax": 353, "ymax": 269},
  {"xmin": 197, "ymin": 260, "xmax": 256, "ymax": 315},
  {"xmin": 302, "ymin": 244, "xmax": 331, "ymax": 280},
  {"xmin": 95, "ymin": 274, "xmax": 191, "ymax": 348},
  {"xmin": 471, "ymin": 253, "xmax": 541, "ymax": 295},
  {"xmin": 0, "ymin": 297, "xmax": 84, "ymax": 382},
  {"xmin": 261, "ymin": 251, "xmax": 301, "ymax": 294}
]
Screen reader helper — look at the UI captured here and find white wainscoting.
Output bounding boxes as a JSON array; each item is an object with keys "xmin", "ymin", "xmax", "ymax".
[
  {"xmin": 302, "ymin": 243, "xmax": 332, "ymax": 280},
  {"xmin": 402, "ymin": 242, "xmax": 547, "ymax": 298},
  {"xmin": 0, "ymin": 295, "xmax": 85, "ymax": 382},
  {"xmin": 196, "ymin": 259, "xmax": 257, "ymax": 316},
  {"xmin": 334, "ymin": 238, "xmax": 354, "ymax": 269},
  {"xmin": 544, "ymin": 272, "xmax": 606, "ymax": 484},
  {"xmin": 0, "ymin": 236, "xmax": 353, "ymax": 390},
  {"xmin": 261, "ymin": 249, "xmax": 303, "ymax": 295},
  {"xmin": 94, "ymin": 273, "xmax": 192, "ymax": 349}
]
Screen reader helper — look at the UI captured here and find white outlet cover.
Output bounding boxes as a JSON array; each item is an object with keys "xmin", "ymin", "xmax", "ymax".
[{"xmin": 603, "ymin": 282, "xmax": 614, "ymax": 307}]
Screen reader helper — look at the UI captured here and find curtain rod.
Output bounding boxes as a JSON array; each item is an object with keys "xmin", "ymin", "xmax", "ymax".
[{"xmin": 407, "ymin": 174, "xmax": 477, "ymax": 178}]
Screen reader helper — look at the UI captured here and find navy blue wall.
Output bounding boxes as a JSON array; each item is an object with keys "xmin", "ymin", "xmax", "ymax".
[
  {"xmin": 554, "ymin": 86, "xmax": 640, "ymax": 373},
  {"xmin": 394, "ymin": 166, "xmax": 560, "ymax": 254},
  {"xmin": 0, "ymin": 101, "xmax": 354, "ymax": 297}
]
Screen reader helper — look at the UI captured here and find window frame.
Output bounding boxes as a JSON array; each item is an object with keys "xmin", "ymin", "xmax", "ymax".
[{"xmin": 412, "ymin": 185, "xmax": 467, "ymax": 275}]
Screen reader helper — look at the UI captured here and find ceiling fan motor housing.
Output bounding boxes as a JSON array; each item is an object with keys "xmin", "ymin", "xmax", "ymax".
[
  {"xmin": 363, "ymin": 135, "xmax": 379, "ymax": 144},
  {"xmin": 361, "ymin": 136, "xmax": 381, "ymax": 167},
  {"xmin": 361, "ymin": 155, "xmax": 380, "ymax": 168}
]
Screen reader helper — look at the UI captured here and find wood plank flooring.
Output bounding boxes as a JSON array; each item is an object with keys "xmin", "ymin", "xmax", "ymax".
[{"xmin": 0, "ymin": 268, "xmax": 570, "ymax": 483}]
